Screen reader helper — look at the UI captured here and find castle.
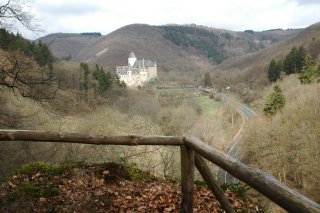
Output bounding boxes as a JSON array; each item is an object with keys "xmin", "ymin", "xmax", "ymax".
[{"xmin": 116, "ymin": 52, "xmax": 157, "ymax": 87}]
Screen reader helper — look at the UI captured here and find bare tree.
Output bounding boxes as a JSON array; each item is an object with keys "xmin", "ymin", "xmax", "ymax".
[
  {"xmin": 0, "ymin": 0, "xmax": 39, "ymax": 31},
  {"xmin": 0, "ymin": 49, "xmax": 59, "ymax": 100},
  {"xmin": 0, "ymin": 0, "xmax": 59, "ymax": 100}
]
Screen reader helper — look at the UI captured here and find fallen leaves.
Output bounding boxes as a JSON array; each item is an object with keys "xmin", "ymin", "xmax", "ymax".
[
  {"xmin": 0, "ymin": 162, "xmax": 261, "ymax": 212},
  {"xmin": 109, "ymin": 180, "xmax": 180, "ymax": 212}
]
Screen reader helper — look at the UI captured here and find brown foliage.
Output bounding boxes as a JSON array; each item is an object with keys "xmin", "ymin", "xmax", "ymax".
[
  {"xmin": 0, "ymin": 162, "xmax": 261, "ymax": 212},
  {"xmin": 243, "ymin": 76, "xmax": 320, "ymax": 201},
  {"xmin": 215, "ymin": 22, "xmax": 320, "ymax": 101}
]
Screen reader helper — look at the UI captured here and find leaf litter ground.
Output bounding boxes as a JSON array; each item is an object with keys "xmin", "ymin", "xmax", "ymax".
[{"xmin": 0, "ymin": 162, "xmax": 261, "ymax": 212}]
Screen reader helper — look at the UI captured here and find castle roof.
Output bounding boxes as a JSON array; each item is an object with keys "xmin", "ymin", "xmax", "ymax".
[
  {"xmin": 129, "ymin": 52, "xmax": 136, "ymax": 58},
  {"xmin": 133, "ymin": 59, "xmax": 156, "ymax": 68}
]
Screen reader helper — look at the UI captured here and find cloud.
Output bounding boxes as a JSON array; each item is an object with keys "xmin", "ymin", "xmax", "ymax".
[
  {"xmin": 24, "ymin": 0, "xmax": 320, "ymax": 39},
  {"xmin": 294, "ymin": 0, "xmax": 320, "ymax": 5},
  {"xmin": 286, "ymin": 3, "xmax": 320, "ymax": 27},
  {"xmin": 34, "ymin": 0, "xmax": 103, "ymax": 16}
]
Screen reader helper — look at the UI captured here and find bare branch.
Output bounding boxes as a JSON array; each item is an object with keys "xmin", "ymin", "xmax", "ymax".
[
  {"xmin": 0, "ymin": 0, "xmax": 40, "ymax": 32},
  {"xmin": 0, "ymin": 50, "xmax": 60, "ymax": 100}
]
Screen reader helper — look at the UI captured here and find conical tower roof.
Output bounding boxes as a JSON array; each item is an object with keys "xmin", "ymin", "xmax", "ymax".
[{"xmin": 129, "ymin": 52, "xmax": 136, "ymax": 58}]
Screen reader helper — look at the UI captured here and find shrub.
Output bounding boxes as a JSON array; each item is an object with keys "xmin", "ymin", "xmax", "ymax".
[
  {"xmin": 243, "ymin": 77, "xmax": 320, "ymax": 201},
  {"xmin": 204, "ymin": 72, "xmax": 212, "ymax": 86},
  {"xmin": 299, "ymin": 54, "xmax": 317, "ymax": 84},
  {"xmin": 263, "ymin": 85, "xmax": 286, "ymax": 115},
  {"xmin": 221, "ymin": 182, "xmax": 249, "ymax": 198}
]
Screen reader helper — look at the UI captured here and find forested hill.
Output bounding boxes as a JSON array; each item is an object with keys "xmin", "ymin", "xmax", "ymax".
[
  {"xmin": 212, "ymin": 22, "xmax": 320, "ymax": 94},
  {"xmin": 38, "ymin": 24, "xmax": 301, "ymax": 76},
  {"xmin": 156, "ymin": 25, "xmax": 301, "ymax": 63}
]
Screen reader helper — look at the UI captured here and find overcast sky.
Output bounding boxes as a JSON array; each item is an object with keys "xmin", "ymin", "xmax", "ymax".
[{"xmin": 23, "ymin": 0, "xmax": 320, "ymax": 39}]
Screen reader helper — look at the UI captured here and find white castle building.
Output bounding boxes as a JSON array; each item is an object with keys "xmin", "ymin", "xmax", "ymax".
[{"xmin": 116, "ymin": 52, "xmax": 157, "ymax": 87}]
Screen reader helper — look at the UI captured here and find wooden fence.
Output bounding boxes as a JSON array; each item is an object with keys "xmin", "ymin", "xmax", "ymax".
[{"xmin": 0, "ymin": 130, "xmax": 319, "ymax": 213}]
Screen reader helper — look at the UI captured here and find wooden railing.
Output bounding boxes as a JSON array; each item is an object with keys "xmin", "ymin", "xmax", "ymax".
[{"xmin": 0, "ymin": 130, "xmax": 319, "ymax": 213}]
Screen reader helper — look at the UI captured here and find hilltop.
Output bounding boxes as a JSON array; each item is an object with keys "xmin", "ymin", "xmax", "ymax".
[{"xmin": 38, "ymin": 33, "xmax": 102, "ymax": 60}]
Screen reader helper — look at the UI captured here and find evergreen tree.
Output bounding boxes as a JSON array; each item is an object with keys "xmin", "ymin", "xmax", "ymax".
[
  {"xmin": 92, "ymin": 65, "xmax": 113, "ymax": 95},
  {"xmin": 105, "ymin": 71, "xmax": 113, "ymax": 89},
  {"xmin": 78, "ymin": 63, "xmax": 126, "ymax": 98},
  {"xmin": 34, "ymin": 40, "xmax": 54, "ymax": 75},
  {"xmin": 268, "ymin": 59, "xmax": 282, "ymax": 82},
  {"xmin": 284, "ymin": 46, "xmax": 307, "ymax": 74},
  {"xmin": 79, "ymin": 63, "xmax": 90, "ymax": 93},
  {"xmin": 113, "ymin": 75, "xmax": 126, "ymax": 87},
  {"xmin": 0, "ymin": 28, "xmax": 57, "ymax": 100},
  {"xmin": 296, "ymin": 46, "xmax": 307, "ymax": 72},
  {"xmin": 299, "ymin": 54, "xmax": 317, "ymax": 84},
  {"xmin": 204, "ymin": 72, "xmax": 212, "ymax": 86},
  {"xmin": 0, "ymin": 28, "xmax": 53, "ymax": 72},
  {"xmin": 284, "ymin": 47, "xmax": 296, "ymax": 74},
  {"xmin": 264, "ymin": 85, "xmax": 286, "ymax": 115}
]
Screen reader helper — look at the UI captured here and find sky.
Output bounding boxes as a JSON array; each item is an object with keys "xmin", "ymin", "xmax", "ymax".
[{"xmin": 21, "ymin": 0, "xmax": 320, "ymax": 39}]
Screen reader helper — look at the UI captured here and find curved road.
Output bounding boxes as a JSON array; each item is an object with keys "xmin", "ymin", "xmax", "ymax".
[{"xmin": 217, "ymin": 93, "xmax": 256, "ymax": 183}]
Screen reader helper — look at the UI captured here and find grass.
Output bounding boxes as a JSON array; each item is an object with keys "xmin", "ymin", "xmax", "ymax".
[
  {"xmin": 194, "ymin": 96, "xmax": 220, "ymax": 114},
  {"xmin": 6, "ymin": 182, "xmax": 59, "ymax": 203},
  {"xmin": 14, "ymin": 182, "xmax": 59, "ymax": 199},
  {"xmin": 3, "ymin": 162, "xmax": 63, "ymax": 203},
  {"xmin": 17, "ymin": 162, "xmax": 64, "ymax": 176},
  {"xmin": 123, "ymin": 163, "xmax": 157, "ymax": 183},
  {"xmin": 221, "ymin": 182, "xmax": 249, "ymax": 198}
]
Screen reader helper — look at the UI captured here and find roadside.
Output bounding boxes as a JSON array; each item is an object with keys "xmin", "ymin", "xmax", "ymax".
[
  {"xmin": 190, "ymin": 95, "xmax": 243, "ymax": 152},
  {"xmin": 217, "ymin": 93, "xmax": 256, "ymax": 183}
]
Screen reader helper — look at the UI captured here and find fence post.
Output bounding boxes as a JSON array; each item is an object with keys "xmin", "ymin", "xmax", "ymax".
[
  {"xmin": 180, "ymin": 145, "xmax": 195, "ymax": 213},
  {"xmin": 194, "ymin": 154, "xmax": 235, "ymax": 213},
  {"xmin": 184, "ymin": 135, "xmax": 320, "ymax": 213}
]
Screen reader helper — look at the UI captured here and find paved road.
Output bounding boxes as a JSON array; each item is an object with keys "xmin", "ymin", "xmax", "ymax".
[{"xmin": 216, "ymin": 93, "xmax": 256, "ymax": 184}]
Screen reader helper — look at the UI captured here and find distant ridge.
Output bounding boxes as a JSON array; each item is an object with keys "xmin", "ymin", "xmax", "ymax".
[
  {"xmin": 80, "ymin": 32, "xmax": 102, "ymax": 37},
  {"xmin": 214, "ymin": 22, "xmax": 320, "ymax": 90},
  {"xmin": 38, "ymin": 23, "xmax": 302, "ymax": 79},
  {"xmin": 38, "ymin": 33, "xmax": 102, "ymax": 60}
]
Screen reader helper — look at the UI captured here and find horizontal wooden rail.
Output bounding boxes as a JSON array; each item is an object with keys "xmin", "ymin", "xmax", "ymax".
[
  {"xmin": 184, "ymin": 135, "xmax": 320, "ymax": 213},
  {"xmin": 1, "ymin": 129, "xmax": 319, "ymax": 212},
  {"xmin": 0, "ymin": 130, "xmax": 184, "ymax": 146}
]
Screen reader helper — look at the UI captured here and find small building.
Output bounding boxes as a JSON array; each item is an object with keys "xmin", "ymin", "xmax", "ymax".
[{"xmin": 116, "ymin": 52, "xmax": 157, "ymax": 87}]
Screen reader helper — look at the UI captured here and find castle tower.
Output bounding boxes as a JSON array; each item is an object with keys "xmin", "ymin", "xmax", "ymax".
[{"xmin": 128, "ymin": 52, "xmax": 137, "ymax": 67}]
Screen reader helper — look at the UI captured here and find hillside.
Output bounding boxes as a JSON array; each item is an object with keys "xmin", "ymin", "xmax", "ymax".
[
  {"xmin": 242, "ymin": 76, "xmax": 320, "ymax": 203},
  {"xmin": 156, "ymin": 25, "xmax": 301, "ymax": 62},
  {"xmin": 38, "ymin": 33, "xmax": 102, "ymax": 60},
  {"xmin": 215, "ymin": 22, "xmax": 320, "ymax": 91},
  {"xmin": 38, "ymin": 24, "xmax": 301, "ymax": 82},
  {"xmin": 39, "ymin": 25, "xmax": 214, "ymax": 79},
  {"xmin": 76, "ymin": 24, "xmax": 214, "ymax": 75}
]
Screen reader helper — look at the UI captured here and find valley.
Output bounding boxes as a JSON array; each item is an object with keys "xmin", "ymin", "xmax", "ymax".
[{"xmin": 1, "ymin": 0, "xmax": 320, "ymax": 210}]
